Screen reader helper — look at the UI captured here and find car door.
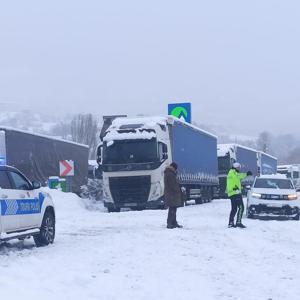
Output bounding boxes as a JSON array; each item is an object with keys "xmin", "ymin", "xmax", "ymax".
[
  {"xmin": 0, "ymin": 170, "xmax": 20, "ymax": 233},
  {"xmin": 7, "ymin": 171, "xmax": 40, "ymax": 229}
]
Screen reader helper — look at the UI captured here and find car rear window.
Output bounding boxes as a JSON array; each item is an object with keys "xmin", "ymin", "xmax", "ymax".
[
  {"xmin": 254, "ymin": 178, "xmax": 294, "ymax": 189},
  {"xmin": 0, "ymin": 171, "xmax": 12, "ymax": 189}
]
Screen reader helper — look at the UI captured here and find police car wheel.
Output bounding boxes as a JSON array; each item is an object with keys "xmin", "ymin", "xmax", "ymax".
[{"xmin": 34, "ymin": 211, "xmax": 55, "ymax": 247}]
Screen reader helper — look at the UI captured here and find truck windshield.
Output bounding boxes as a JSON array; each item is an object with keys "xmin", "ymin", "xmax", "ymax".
[
  {"xmin": 254, "ymin": 178, "xmax": 294, "ymax": 189},
  {"xmin": 218, "ymin": 155, "xmax": 231, "ymax": 173},
  {"xmin": 103, "ymin": 139, "xmax": 158, "ymax": 164}
]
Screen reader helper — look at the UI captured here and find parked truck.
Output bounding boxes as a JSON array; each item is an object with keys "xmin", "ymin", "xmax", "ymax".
[
  {"xmin": 0, "ymin": 127, "xmax": 89, "ymax": 194},
  {"xmin": 257, "ymin": 151, "xmax": 277, "ymax": 175},
  {"xmin": 217, "ymin": 144, "xmax": 258, "ymax": 198},
  {"xmin": 98, "ymin": 116, "xmax": 219, "ymax": 212},
  {"xmin": 277, "ymin": 164, "xmax": 300, "ymax": 190}
]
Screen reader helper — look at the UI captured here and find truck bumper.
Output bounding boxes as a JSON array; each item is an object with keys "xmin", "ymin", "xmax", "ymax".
[{"xmin": 104, "ymin": 196, "xmax": 165, "ymax": 210}]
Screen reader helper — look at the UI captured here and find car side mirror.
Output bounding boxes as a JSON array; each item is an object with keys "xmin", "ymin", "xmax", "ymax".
[
  {"xmin": 32, "ymin": 181, "xmax": 41, "ymax": 190},
  {"xmin": 245, "ymin": 185, "xmax": 251, "ymax": 190}
]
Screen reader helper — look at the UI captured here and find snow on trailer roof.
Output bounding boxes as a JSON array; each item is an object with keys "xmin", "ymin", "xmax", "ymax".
[
  {"xmin": 278, "ymin": 164, "xmax": 300, "ymax": 168},
  {"xmin": 110, "ymin": 116, "xmax": 218, "ymax": 139},
  {"xmin": 0, "ymin": 127, "xmax": 89, "ymax": 148},
  {"xmin": 217, "ymin": 143, "xmax": 257, "ymax": 157},
  {"xmin": 258, "ymin": 151, "xmax": 277, "ymax": 160}
]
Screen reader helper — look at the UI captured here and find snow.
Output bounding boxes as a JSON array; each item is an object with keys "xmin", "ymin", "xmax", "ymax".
[
  {"xmin": 1, "ymin": 191, "xmax": 300, "ymax": 300},
  {"xmin": 88, "ymin": 160, "xmax": 98, "ymax": 167},
  {"xmin": 109, "ymin": 116, "xmax": 218, "ymax": 139},
  {"xmin": 112, "ymin": 116, "xmax": 167, "ymax": 129},
  {"xmin": 218, "ymin": 143, "xmax": 258, "ymax": 157},
  {"xmin": 104, "ymin": 130, "xmax": 156, "ymax": 143},
  {"xmin": 217, "ymin": 144, "xmax": 234, "ymax": 157},
  {"xmin": 0, "ymin": 126, "xmax": 89, "ymax": 148}
]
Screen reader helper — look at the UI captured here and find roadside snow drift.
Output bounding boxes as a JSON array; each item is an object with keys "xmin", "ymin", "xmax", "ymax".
[{"xmin": 0, "ymin": 190, "xmax": 300, "ymax": 300}]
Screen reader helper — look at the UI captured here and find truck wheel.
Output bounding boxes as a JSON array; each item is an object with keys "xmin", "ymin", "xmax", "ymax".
[
  {"xmin": 195, "ymin": 198, "xmax": 202, "ymax": 205},
  {"xmin": 34, "ymin": 210, "xmax": 55, "ymax": 247},
  {"xmin": 107, "ymin": 207, "xmax": 121, "ymax": 213}
]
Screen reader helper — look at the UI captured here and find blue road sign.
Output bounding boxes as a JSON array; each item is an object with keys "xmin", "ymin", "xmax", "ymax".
[{"xmin": 168, "ymin": 103, "xmax": 192, "ymax": 123}]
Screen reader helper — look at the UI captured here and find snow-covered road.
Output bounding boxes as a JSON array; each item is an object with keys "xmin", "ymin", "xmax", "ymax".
[{"xmin": 1, "ymin": 190, "xmax": 300, "ymax": 300}]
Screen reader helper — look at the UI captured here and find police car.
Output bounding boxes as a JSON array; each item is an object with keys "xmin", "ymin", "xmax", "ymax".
[
  {"xmin": 0, "ymin": 166, "xmax": 55, "ymax": 247},
  {"xmin": 247, "ymin": 174, "xmax": 300, "ymax": 220}
]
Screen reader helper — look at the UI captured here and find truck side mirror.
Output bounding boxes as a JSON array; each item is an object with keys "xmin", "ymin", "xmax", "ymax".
[
  {"xmin": 159, "ymin": 143, "xmax": 168, "ymax": 161},
  {"xmin": 162, "ymin": 144, "xmax": 168, "ymax": 159},
  {"xmin": 97, "ymin": 143, "xmax": 103, "ymax": 165}
]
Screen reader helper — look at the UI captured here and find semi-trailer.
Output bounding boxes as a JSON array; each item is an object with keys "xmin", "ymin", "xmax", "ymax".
[
  {"xmin": 0, "ymin": 127, "xmax": 89, "ymax": 194},
  {"xmin": 257, "ymin": 151, "xmax": 277, "ymax": 175}
]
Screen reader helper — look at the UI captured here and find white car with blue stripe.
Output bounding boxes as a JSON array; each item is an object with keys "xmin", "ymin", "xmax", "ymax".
[{"xmin": 0, "ymin": 166, "xmax": 55, "ymax": 247}]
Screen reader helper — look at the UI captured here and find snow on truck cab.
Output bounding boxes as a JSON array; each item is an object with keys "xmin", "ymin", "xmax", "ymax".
[
  {"xmin": 98, "ymin": 116, "xmax": 219, "ymax": 212},
  {"xmin": 277, "ymin": 164, "xmax": 300, "ymax": 191},
  {"xmin": 247, "ymin": 174, "xmax": 299, "ymax": 220},
  {"xmin": 0, "ymin": 165, "xmax": 55, "ymax": 246}
]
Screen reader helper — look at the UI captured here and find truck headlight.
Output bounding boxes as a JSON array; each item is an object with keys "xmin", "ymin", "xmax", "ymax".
[
  {"xmin": 252, "ymin": 192, "xmax": 262, "ymax": 199},
  {"xmin": 150, "ymin": 182, "xmax": 162, "ymax": 200}
]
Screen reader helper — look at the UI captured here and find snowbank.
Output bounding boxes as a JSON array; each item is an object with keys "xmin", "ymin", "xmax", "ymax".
[{"xmin": 1, "ymin": 192, "xmax": 300, "ymax": 300}]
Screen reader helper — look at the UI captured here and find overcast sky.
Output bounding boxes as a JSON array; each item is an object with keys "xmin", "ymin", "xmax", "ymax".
[{"xmin": 0, "ymin": 0, "xmax": 300, "ymax": 136}]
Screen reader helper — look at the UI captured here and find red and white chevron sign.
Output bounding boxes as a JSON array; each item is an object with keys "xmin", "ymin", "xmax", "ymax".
[{"xmin": 59, "ymin": 160, "xmax": 74, "ymax": 177}]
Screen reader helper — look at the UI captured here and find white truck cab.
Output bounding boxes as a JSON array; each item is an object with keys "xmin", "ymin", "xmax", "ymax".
[{"xmin": 0, "ymin": 165, "xmax": 55, "ymax": 247}]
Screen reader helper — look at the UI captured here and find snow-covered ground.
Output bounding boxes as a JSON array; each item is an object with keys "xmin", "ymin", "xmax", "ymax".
[{"xmin": 1, "ymin": 190, "xmax": 300, "ymax": 300}]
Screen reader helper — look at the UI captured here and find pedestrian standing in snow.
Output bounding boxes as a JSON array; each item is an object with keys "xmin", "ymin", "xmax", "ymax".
[
  {"xmin": 227, "ymin": 162, "xmax": 252, "ymax": 228},
  {"xmin": 164, "ymin": 162, "xmax": 183, "ymax": 229}
]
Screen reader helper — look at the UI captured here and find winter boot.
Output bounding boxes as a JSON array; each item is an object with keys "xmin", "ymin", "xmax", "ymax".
[
  {"xmin": 236, "ymin": 223, "xmax": 247, "ymax": 228},
  {"xmin": 228, "ymin": 222, "xmax": 235, "ymax": 228},
  {"xmin": 175, "ymin": 223, "xmax": 183, "ymax": 228},
  {"xmin": 167, "ymin": 224, "xmax": 176, "ymax": 229}
]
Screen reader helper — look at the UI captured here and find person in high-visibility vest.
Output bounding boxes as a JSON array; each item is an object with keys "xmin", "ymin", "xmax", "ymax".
[{"xmin": 227, "ymin": 162, "xmax": 252, "ymax": 228}]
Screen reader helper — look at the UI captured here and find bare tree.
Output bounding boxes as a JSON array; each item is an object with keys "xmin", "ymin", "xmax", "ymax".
[
  {"xmin": 70, "ymin": 114, "xmax": 99, "ymax": 159},
  {"xmin": 256, "ymin": 131, "xmax": 274, "ymax": 154},
  {"xmin": 50, "ymin": 121, "xmax": 71, "ymax": 139},
  {"xmin": 282, "ymin": 147, "xmax": 300, "ymax": 164}
]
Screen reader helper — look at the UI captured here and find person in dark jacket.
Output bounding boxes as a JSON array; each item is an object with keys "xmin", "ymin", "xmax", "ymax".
[{"xmin": 164, "ymin": 162, "xmax": 183, "ymax": 229}]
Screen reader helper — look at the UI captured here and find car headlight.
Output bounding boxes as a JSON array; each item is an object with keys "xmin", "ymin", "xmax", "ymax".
[
  {"xmin": 150, "ymin": 182, "xmax": 162, "ymax": 200},
  {"xmin": 288, "ymin": 194, "xmax": 298, "ymax": 200},
  {"xmin": 251, "ymin": 192, "xmax": 262, "ymax": 199}
]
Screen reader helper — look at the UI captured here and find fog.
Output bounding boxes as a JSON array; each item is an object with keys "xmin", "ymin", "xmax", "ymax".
[{"xmin": 1, "ymin": 0, "xmax": 300, "ymax": 136}]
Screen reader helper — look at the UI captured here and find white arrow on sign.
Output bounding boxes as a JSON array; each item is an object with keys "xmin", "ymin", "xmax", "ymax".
[{"xmin": 59, "ymin": 160, "xmax": 74, "ymax": 177}]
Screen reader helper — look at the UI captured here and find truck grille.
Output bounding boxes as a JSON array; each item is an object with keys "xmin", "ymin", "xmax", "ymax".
[{"xmin": 109, "ymin": 176, "xmax": 151, "ymax": 206}]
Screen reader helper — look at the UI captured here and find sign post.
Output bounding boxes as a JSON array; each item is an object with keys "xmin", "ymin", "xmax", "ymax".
[
  {"xmin": 168, "ymin": 102, "xmax": 192, "ymax": 123},
  {"xmin": 59, "ymin": 160, "xmax": 74, "ymax": 192}
]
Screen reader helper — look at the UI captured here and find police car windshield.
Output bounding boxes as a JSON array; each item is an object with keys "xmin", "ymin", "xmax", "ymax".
[{"xmin": 254, "ymin": 178, "xmax": 294, "ymax": 189}]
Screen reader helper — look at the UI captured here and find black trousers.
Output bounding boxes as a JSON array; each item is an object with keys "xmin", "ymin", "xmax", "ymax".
[
  {"xmin": 167, "ymin": 207, "xmax": 177, "ymax": 226},
  {"xmin": 229, "ymin": 194, "xmax": 244, "ymax": 224}
]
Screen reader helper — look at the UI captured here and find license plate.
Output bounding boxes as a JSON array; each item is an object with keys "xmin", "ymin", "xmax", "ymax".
[{"xmin": 124, "ymin": 203, "xmax": 137, "ymax": 207}]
